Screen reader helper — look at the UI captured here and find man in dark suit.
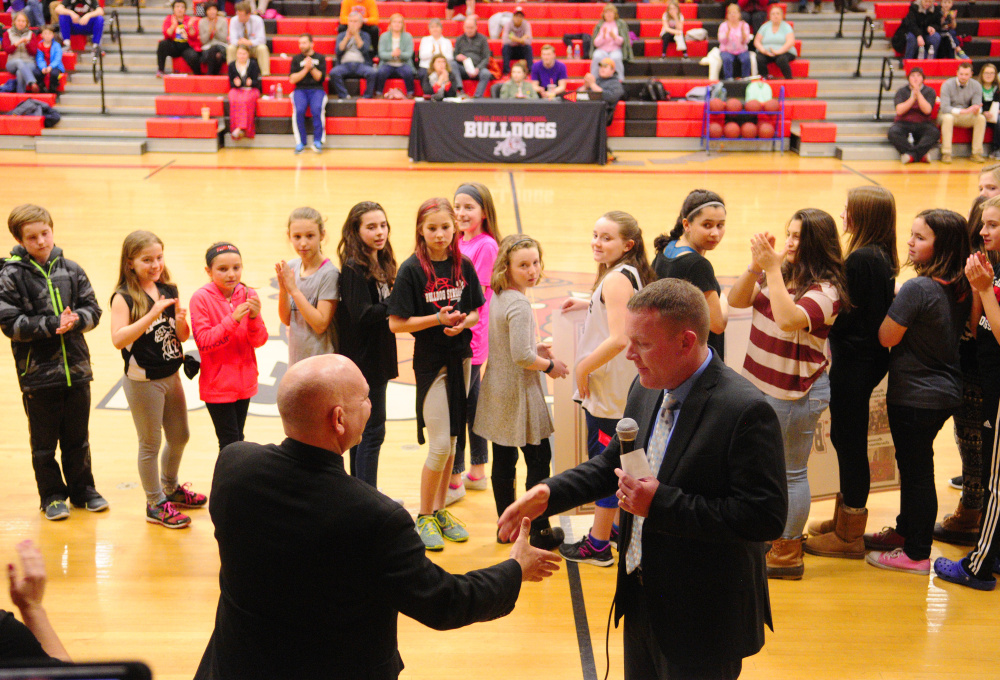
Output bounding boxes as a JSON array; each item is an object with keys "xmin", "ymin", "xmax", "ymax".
[
  {"xmin": 499, "ymin": 278, "xmax": 787, "ymax": 679},
  {"xmin": 195, "ymin": 354, "xmax": 560, "ymax": 680}
]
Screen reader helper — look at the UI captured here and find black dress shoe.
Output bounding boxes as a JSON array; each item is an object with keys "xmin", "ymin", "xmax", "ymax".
[{"xmin": 529, "ymin": 526, "xmax": 566, "ymax": 551}]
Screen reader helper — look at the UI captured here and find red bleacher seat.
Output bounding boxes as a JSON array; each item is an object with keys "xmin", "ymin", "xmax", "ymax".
[
  {"xmin": 273, "ymin": 37, "xmax": 336, "ymax": 53},
  {"xmin": 146, "ymin": 118, "xmax": 218, "ymax": 138},
  {"xmin": 798, "ymin": 122, "xmax": 837, "ymax": 143},
  {"xmin": 656, "ymin": 101, "xmax": 704, "ymax": 119},
  {"xmin": 656, "ymin": 120, "xmax": 702, "ymax": 137},
  {"xmin": 767, "ymin": 60, "xmax": 810, "ymax": 78},
  {"xmin": 155, "ymin": 96, "xmax": 225, "ymax": 116},
  {"xmin": 0, "ymin": 93, "xmax": 57, "ymax": 111},
  {"xmin": 257, "ymin": 97, "xmax": 292, "ymax": 116},
  {"xmin": 874, "ymin": 3, "xmax": 910, "ymax": 19},
  {"xmin": 164, "ymin": 75, "xmax": 230, "ymax": 94},
  {"xmin": 0, "ymin": 116, "xmax": 43, "ymax": 135},
  {"xmin": 980, "ymin": 19, "xmax": 1000, "ymax": 36},
  {"xmin": 903, "ymin": 59, "xmax": 971, "ymax": 77}
]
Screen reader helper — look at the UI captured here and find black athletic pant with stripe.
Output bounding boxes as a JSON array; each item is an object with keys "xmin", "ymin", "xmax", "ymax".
[{"xmin": 967, "ymin": 385, "xmax": 1000, "ymax": 578}]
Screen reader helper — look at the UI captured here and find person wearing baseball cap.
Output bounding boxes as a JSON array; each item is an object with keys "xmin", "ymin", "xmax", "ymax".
[{"xmin": 501, "ymin": 6, "xmax": 532, "ymax": 74}]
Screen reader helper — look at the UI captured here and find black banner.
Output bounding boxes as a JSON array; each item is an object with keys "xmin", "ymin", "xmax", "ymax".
[{"xmin": 408, "ymin": 100, "xmax": 607, "ymax": 165}]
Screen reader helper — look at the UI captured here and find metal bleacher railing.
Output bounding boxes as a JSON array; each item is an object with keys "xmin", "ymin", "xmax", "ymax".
[{"xmin": 874, "ymin": 55, "xmax": 895, "ymax": 121}]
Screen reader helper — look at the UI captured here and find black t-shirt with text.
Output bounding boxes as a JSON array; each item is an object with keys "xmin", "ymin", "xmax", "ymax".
[
  {"xmin": 290, "ymin": 51, "xmax": 327, "ymax": 89},
  {"xmin": 118, "ymin": 282, "xmax": 183, "ymax": 381},
  {"xmin": 63, "ymin": 0, "xmax": 98, "ymax": 17},
  {"xmin": 387, "ymin": 254, "xmax": 484, "ymax": 361}
]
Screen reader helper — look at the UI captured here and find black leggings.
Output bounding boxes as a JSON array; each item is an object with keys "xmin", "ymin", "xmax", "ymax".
[
  {"xmin": 828, "ymin": 353, "xmax": 887, "ymax": 509},
  {"xmin": 206, "ymin": 399, "xmax": 250, "ymax": 453},
  {"xmin": 491, "ymin": 440, "xmax": 553, "ymax": 533}
]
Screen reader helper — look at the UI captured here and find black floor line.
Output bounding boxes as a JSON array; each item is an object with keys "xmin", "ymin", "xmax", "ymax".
[
  {"xmin": 842, "ymin": 163, "xmax": 882, "ymax": 187},
  {"xmin": 560, "ymin": 516, "xmax": 599, "ymax": 680},
  {"xmin": 508, "ymin": 171, "xmax": 523, "ymax": 234},
  {"xmin": 143, "ymin": 159, "xmax": 175, "ymax": 180}
]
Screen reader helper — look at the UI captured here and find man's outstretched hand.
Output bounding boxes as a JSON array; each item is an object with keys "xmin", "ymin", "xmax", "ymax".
[{"xmin": 509, "ymin": 517, "xmax": 562, "ymax": 582}]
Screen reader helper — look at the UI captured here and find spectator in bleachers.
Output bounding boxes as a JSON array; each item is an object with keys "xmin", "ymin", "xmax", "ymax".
[
  {"xmin": 939, "ymin": 61, "xmax": 986, "ymax": 163},
  {"xmin": 228, "ymin": 43, "xmax": 261, "ymax": 140},
  {"xmin": 32, "ymin": 23, "xmax": 63, "ymax": 93},
  {"xmin": 578, "ymin": 58, "xmax": 624, "ymax": 125},
  {"xmin": 156, "ymin": 0, "xmax": 200, "ymax": 77},
  {"xmin": 54, "ymin": 0, "xmax": 103, "ymax": 54},
  {"xmin": 422, "ymin": 53, "xmax": 461, "ymax": 100},
  {"xmin": 590, "ymin": 4, "xmax": 630, "ymax": 83},
  {"xmin": 454, "ymin": 15, "xmax": 492, "ymax": 98},
  {"xmin": 498, "ymin": 59, "xmax": 536, "ymax": 98},
  {"xmin": 199, "ymin": 2, "xmax": 228, "ymax": 76},
  {"xmin": 754, "ymin": 4, "xmax": 796, "ymax": 80},
  {"xmin": 3, "ymin": 11, "xmax": 40, "ymax": 92},
  {"xmin": 660, "ymin": 0, "xmax": 687, "ymax": 59},
  {"xmin": 892, "ymin": 0, "xmax": 942, "ymax": 61},
  {"xmin": 418, "ymin": 18, "xmax": 455, "ymax": 82},
  {"xmin": 227, "ymin": 1, "xmax": 270, "ymax": 76},
  {"xmin": 290, "ymin": 33, "xmax": 327, "ymax": 153},
  {"xmin": 6, "ymin": 0, "xmax": 44, "ymax": 28},
  {"xmin": 375, "ymin": 13, "xmax": 415, "ymax": 97},
  {"xmin": 718, "ymin": 3, "xmax": 751, "ymax": 80},
  {"xmin": 938, "ymin": 0, "xmax": 969, "ymax": 60},
  {"xmin": 330, "ymin": 11, "xmax": 377, "ymax": 99},
  {"xmin": 446, "ymin": 0, "xmax": 474, "ymax": 23},
  {"xmin": 976, "ymin": 63, "xmax": 1000, "ymax": 157},
  {"xmin": 887, "ymin": 67, "xmax": 940, "ymax": 164},
  {"xmin": 500, "ymin": 6, "xmax": 531, "ymax": 75},
  {"xmin": 738, "ymin": 0, "xmax": 769, "ymax": 34},
  {"xmin": 339, "ymin": 0, "xmax": 379, "ymax": 49},
  {"xmin": 531, "ymin": 44, "xmax": 566, "ymax": 99}
]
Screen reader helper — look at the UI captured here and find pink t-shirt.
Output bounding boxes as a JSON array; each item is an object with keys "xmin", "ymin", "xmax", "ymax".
[
  {"xmin": 459, "ymin": 232, "xmax": 499, "ymax": 365},
  {"xmin": 718, "ymin": 21, "xmax": 751, "ymax": 55}
]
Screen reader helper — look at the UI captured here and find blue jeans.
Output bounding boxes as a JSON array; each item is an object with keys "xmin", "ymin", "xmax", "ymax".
[
  {"xmin": 904, "ymin": 31, "xmax": 941, "ymax": 59},
  {"xmin": 375, "ymin": 63, "xmax": 415, "ymax": 96},
  {"xmin": 585, "ymin": 409, "xmax": 619, "ymax": 509},
  {"xmin": 5, "ymin": 58, "xmax": 36, "ymax": 92},
  {"xmin": 453, "ymin": 363, "xmax": 488, "ymax": 474},
  {"xmin": 292, "ymin": 87, "xmax": 326, "ymax": 146},
  {"xmin": 58, "ymin": 14, "xmax": 104, "ymax": 46},
  {"xmin": 329, "ymin": 61, "xmax": 376, "ymax": 99},
  {"xmin": 720, "ymin": 50, "xmax": 751, "ymax": 79},
  {"xmin": 764, "ymin": 372, "xmax": 830, "ymax": 539},
  {"xmin": 349, "ymin": 380, "xmax": 386, "ymax": 487}
]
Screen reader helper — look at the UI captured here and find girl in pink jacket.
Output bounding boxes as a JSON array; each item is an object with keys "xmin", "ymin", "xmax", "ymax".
[{"xmin": 190, "ymin": 242, "xmax": 268, "ymax": 452}]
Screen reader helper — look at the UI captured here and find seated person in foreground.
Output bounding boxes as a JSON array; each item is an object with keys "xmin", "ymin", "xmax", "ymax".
[
  {"xmin": 887, "ymin": 67, "xmax": 939, "ymax": 164},
  {"xmin": 530, "ymin": 44, "xmax": 567, "ymax": 99},
  {"xmin": 938, "ymin": 61, "xmax": 986, "ymax": 163},
  {"xmin": 498, "ymin": 59, "xmax": 537, "ymax": 99},
  {"xmin": 33, "ymin": 24, "xmax": 64, "ymax": 93},
  {"xmin": 1, "ymin": 540, "xmax": 71, "ymax": 664},
  {"xmin": 192, "ymin": 354, "xmax": 560, "ymax": 680},
  {"xmin": 422, "ymin": 53, "xmax": 462, "ymax": 100}
]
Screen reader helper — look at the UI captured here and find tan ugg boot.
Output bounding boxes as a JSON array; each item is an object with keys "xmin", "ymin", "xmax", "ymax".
[
  {"xmin": 807, "ymin": 492, "xmax": 843, "ymax": 536},
  {"xmin": 933, "ymin": 502, "xmax": 981, "ymax": 546},
  {"xmin": 804, "ymin": 505, "xmax": 868, "ymax": 559},
  {"xmin": 766, "ymin": 537, "xmax": 804, "ymax": 580}
]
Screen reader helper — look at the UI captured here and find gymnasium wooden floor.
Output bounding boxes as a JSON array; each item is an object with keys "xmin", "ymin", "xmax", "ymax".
[{"xmin": 1, "ymin": 149, "xmax": 998, "ymax": 680}]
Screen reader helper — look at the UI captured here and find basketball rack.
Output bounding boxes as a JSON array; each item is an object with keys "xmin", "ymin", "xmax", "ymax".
[{"xmin": 702, "ymin": 85, "xmax": 786, "ymax": 154}]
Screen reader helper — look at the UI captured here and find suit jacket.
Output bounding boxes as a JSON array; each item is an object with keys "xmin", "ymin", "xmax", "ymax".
[
  {"xmin": 545, "ymin": 353, "xmax": 787, "ymax": 665},
  {"xmin": 194, "ymin": 438, "xmax": 522, "ymax": 680}
]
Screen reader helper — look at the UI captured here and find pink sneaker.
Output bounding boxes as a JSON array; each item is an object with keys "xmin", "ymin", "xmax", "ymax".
[
  {"xmin": 864, "ymin": 526, "xmax": 905, "ymax": 551},
  {"xmin": 865, "ymin": 548, "xmax": 930, "ymax": 575}
]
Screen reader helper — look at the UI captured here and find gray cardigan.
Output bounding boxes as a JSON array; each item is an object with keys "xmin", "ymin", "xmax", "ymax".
[
  {"xmin": 474, "ymin": 289, "xmax": 553, "ymax": 447},
  {"xmin": 940, "ymin": 77, "xmax": 983, "ymax": 113},
  {"xmin": 199, "ymin": 16, "xmax": 228, "ymax": 49}
]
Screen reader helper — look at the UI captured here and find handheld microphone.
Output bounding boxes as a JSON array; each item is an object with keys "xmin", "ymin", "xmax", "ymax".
[{"xmin": 616, "ymin": 418, "xmax": 639, "ymax": 455}]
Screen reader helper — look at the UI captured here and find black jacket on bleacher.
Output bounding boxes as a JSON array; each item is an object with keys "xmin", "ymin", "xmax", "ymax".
[{"xmin": 892, "ymin": 1, "xmax": 943, "ymax": 54}]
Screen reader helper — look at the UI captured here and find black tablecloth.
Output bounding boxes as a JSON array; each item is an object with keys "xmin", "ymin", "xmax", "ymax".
[{"xmin": 408, "ymin": 100, "xmax": 607, "ymax": 165}]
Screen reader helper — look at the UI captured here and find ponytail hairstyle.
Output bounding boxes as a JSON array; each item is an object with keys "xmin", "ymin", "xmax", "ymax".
[
  {"xmin": 781, "ymin": 208, "xmax": 849, "ymax": 308},
  {"xmin": 113, "ymin": 230, "xmax": 173, "ymax": 322},
  {"xmin": 844, "ymin": 186, "xmax": 899, "ymax": 276},
  {"xmin": 454, "ymin": 182, "xmax": 502, "ymax": 242},
  {"xmin": 593, "ymin": 211, "xmax": 656, "ymax": 291},
  {"xmin": 655, "ymin": 189, "xmax": 726, "ymax": 253},
  {"xmin": 911, "ymin": 208, "xmax": 971, "ymax": 299},
  {"xmin": 492, "ymin": 234, "xmax": 543, "ymax": 293},
  {"xmin": 337, "ymin": 201, "xmax": 398, "ymax": 287},
  {"xmin": 414, "ymin": 198, "xmax": 464, "ymax": 283}
]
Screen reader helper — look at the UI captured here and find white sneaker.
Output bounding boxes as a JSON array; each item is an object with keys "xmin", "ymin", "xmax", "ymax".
[
  {"xmin": 445, "ymin": 484, "xmax": 466, "ymax": 506},
  {"xmin": 463, "ymin": 473, "xmax": 488, "ymax": 491}
]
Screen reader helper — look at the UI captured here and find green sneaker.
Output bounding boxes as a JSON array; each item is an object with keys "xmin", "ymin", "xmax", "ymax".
[
  {"xmin": 416, "ymin": 514, "xmax": 444, "ymax": 551},
  {"xmin": 434, "ymin": 509, "xmax": 469, "ymax": 543}
]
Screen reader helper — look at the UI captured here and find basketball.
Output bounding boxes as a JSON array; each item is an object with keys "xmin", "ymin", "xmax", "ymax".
[
  {"xmin": 741, "ymin": 122, "xmax": 758, "ymax": 139},
  {"xmin": 763, "ymin": 99, "xmax": 781, "ymax": 112},
  {"xmin": 758, "ymin": 122, "xmax": 776, "ymax": 138},
  {"xmin": 709, "ymin": 122, "xmax": 723, "ymax": 138},
  {"xmin": 709, "ymin": 98, "xmax": 725, "ymax": 112},
  {"xmin": 724, "ymin": 121, "xmax": 741, "ymax": 138},
  {"xmin": 726, "ymin": 98, "xmax": 742, "ymax": 112},
  {"xmin": 745, "ymin": 99, "xmax": 763, "ymax": 112}
]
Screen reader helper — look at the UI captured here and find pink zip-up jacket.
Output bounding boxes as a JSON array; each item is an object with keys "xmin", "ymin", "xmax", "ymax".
[{"xmin": 190, "ymin": 281, "xmax": 268, "ymax": 403}]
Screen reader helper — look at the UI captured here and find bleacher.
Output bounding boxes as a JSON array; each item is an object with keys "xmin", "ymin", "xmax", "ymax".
[{"xmin": 145, "ymin": 0, "xmax": 832, "ymax": 149}]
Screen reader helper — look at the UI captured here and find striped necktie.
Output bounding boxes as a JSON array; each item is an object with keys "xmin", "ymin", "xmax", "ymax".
[{"xmin": 625, "ymin": 395, "xmax": 680, "ymax": 575}]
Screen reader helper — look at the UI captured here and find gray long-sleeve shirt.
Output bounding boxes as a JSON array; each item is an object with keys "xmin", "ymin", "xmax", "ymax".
[
  {"xmin": 940, "ymin": 77, "xmax": 983, "ymax": 112},
  {"xmin": 199, "ymin": 16, "xmax": 228, "ymax": 49},
  {"xmin": 454, "ymin": 32, "xmax": 491, "ymax": 70}
]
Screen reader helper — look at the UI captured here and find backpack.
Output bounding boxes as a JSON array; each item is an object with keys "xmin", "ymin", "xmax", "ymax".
[{"xmin": 641, "ymin": 78, "xmax": 669, "ymax": 102}]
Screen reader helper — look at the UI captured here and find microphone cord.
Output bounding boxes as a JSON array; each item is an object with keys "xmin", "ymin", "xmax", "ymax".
[{"xmin": 603, "ymin": 595, "xmax": 615, "ymax": 680}]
